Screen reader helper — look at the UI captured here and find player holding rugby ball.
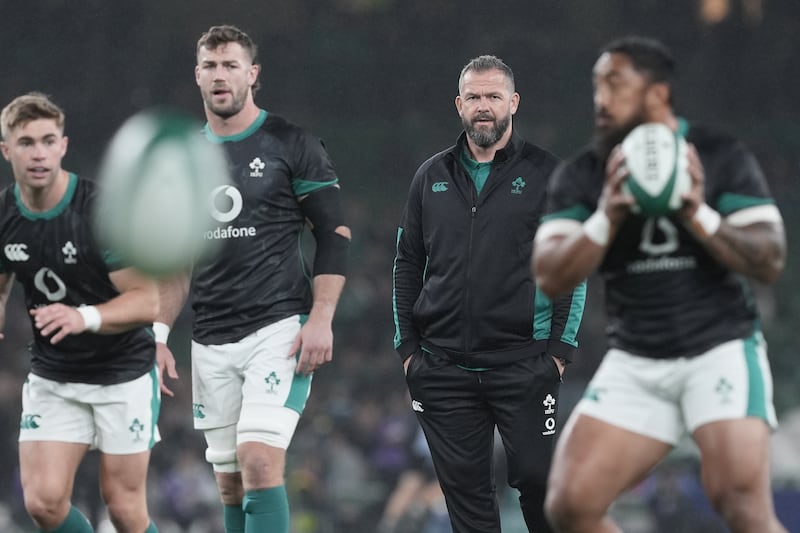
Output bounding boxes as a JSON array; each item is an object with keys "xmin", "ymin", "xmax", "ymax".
[{"xmin": 533, "ymin": 36, "xmax": 787, "ymax": 533}]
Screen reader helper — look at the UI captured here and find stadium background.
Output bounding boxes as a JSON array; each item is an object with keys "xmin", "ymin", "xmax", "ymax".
[{"xmin": 0, "ymin": 1, "xmax": 798, "ymax": 531}]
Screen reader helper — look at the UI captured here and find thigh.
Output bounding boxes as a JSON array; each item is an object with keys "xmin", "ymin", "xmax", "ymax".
[
  {"xmin": 19, "ymin": 441, "xmax": 87, "ymax": 503},
  {"xmin": 548, "ymin": 411, "xmax": 672, "ymax": 510},
  {"xmin": 93, "ymin": 366, "xmax": 161, "ymax": 454},
  {"xmin": 191, "ymin": 339, "xmax": 246, "ymax": 430},
  {"xmin": 406, "ymin": 352, "xmax": 495, "ymax": 490},
  {"xmin": 575, "ymin": 349, "xmax": 686, "ymax": 445},
  {"xmin": 408, "ymin": 355, "xmax": 499, "ymax": 532},
  {"xmin": 693, "ymin": 418, "xmax": 774, "ymax": 499},
  {"xmin": 683, "ymin": 335, "xmax": 778, "ymax": 432},
  {"xmin": 19, "ymin": 374, "xmax": 95, "ymax": 445},
  {"xmin": 242, "ymin": 315, "xmax": 310, "ymax": 416},
  {"xmin": 99, "ymin": 449, "xmax": 151, "ymax": 501},
  {"xmin": 488, "ymin": 354, "xmax": 561, "ymax": 483}
]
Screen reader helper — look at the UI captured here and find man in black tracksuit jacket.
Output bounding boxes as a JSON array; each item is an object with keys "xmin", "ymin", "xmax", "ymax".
[{"xmin": 392, "ymin": 55, "xmax": 586, "ymax": 533}]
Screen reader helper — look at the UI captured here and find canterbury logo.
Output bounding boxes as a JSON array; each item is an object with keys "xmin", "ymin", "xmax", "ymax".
[
  {"xmin": 431, "ymin": 182, "xmax": 448, "ymax": 192},
  {"xmin": 20, "ymin": 414, "xmax": 41, "ymax": 429},
  {"xmin": 5, "ymin": 243, "xmax": 29, "ymax": 261}
]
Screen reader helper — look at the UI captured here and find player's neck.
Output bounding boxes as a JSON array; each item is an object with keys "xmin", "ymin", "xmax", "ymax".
[
  {"xmin": 649, "ymin": 109, "xmax": 679, "ymax": 132},
  {"xmin": 18, "ymin": 169, "xmax": 69, "ymax": 213},
  {"xmin": 205, "ymin": 100, "xmax": 262, "ymax": 138}
]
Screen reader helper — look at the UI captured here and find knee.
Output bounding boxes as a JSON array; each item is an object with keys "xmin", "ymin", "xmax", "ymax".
[
  {"xmin": 216, "ymin": 472, "xmax": 245, "ymax": 505},
  {"xmin": 237, "ymin": 443, "xmax": 285, "ymax": 487},
  {"xmin": 105, "ymin": 497, "xmax": 145, "ymax": 530},
  {"xmin": 705, "ymin": 486, "xmax": 770, "ymax": 530},
  {"xmin": 23, "ymin": 491, "xmax": 68, "ymax": 529},
  {"xmin": 544, "ymin": 479, "xmax": 593, "ymax": 532}
]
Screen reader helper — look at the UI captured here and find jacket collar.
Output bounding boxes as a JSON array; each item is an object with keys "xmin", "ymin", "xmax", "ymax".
[{"xmin": 451, "ymin": 129, "xmax": 523, "ymax": 163}]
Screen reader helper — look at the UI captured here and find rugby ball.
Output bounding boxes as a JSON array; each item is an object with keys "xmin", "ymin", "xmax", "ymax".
[
  {"xmin": 94, "ymin": 109, "xmax": 230, "ymax": 276},
  {"xmin": 621, "ymin": 123, "xmax": 690, "ymax": 217}
]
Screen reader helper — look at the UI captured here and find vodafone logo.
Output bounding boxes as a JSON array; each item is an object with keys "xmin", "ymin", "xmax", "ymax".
[
  {"xmin": 5, "ymin": 243, "xmax": 29, "ymax": 262},
  {"xmin": 209, "ymin": 185, "xmax": 243, "ymax": 223},
  {"xmin": 33, "ymin": 267, "xmax": 67, "ymax": 301}
]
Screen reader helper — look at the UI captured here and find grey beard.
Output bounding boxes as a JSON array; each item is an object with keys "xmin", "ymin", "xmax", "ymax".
[{"xmin": 465, "ymin": 115, "xmax": 510, "ymax": 148}]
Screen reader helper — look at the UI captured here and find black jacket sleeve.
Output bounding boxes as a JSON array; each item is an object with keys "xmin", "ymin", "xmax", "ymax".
[{"xmin": 392, "ymin": 171, "xmax": 426, "ymax": 361}]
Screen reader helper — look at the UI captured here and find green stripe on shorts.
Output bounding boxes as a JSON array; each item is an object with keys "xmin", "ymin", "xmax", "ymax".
[
  {"xmin": 149, "ymin": 365, "xmax": 161, "ymax": 448},
  {"xmin": 287, "ymin": 314, "xmax": 312, "ymax": 413},
  {"xmin": 744, "ymin": 333, "xmax": 768, "ymax": 420}
]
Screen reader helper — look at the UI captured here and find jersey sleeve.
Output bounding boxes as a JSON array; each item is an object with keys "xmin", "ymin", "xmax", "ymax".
[
  {"xmin": 712, "ymin": 141, "xmax": 776, "ymax": 215},
  {"xmin": 542, "ymin": 155, "xmax": 597, "ymax": 223},
  {"xmin": 289, "ymin": 129, "xmax": 339, "ymax": 197}
]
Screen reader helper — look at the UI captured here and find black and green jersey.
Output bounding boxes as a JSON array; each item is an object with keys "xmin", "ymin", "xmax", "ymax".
[
  {"xmin": 542, "ymin": 119, "xmax": 779, "ymax": 359},
  {"xmin": 192, "ymin": 110, "xmax": 339, "ymax": 345},
  {"xmin": 0, "ymin": 173, "xmax": 155, "ymax": 384},
  {"xmin": 393, "ymin": 131, "xmax": 586, "ymax": 368}
]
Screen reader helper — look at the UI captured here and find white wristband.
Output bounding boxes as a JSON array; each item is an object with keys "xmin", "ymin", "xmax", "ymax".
[
  {"xmin": 583, "ymin": 210, "xmax": 611, "ymax": 246},
  {"xmin": 77, "ymin": 305, "xmax": 102, "ymax": 333},
  {"xmin": 693, "ymin": 203, "xmax": 722, "ymax": 238},
  {"xmin": 153, "ymin": 322, "xmax": 171, "ymax": 344}
]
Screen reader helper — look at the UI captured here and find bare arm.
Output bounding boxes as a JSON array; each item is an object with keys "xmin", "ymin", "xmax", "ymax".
[
  {"xmin": 155, "ymin": 271, "xmax": 191, "ymax": 327},
  {"xmin": 152, "ymin": 271, "xmax": 191, "ymax": 397},
  {"xmin": 0, "ymin": 272, "xmax": 15, "ymax": 340},
  {"xmin": 534, "ymin": 148, "xmax": 634, "ymax": 299},
  {"xmin": 679, "ymin": 145, "xmax": 786, "ymax": 284},
  {"xmin": 697, "ymin": 221, "xmax": 785, "ymax": 283},
  {"xmin": 31, "ymin": 267, "xmax": 159, "ymax": 343},
  {"xmin": 290, "ymin": 273, "xmax": 346, "ymax": 375}
]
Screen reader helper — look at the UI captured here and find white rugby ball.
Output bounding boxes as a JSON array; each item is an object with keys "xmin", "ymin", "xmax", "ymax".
[
  {"xmin": 621, "ymin": 123, "xmax": 690, "ymax": 217},
  {"xmin": 95, "ymin": 109, "xmax": 230, "ymax": 276}
]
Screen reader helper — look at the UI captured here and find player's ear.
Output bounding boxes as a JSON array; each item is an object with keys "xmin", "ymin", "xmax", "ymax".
[
  {"xmin": 248, "ymin": 63, "xmax": 260, "ymax": 88},
  {"xmin": 645, "ymin": 82, "xmax": 670, "ymax": 111}
]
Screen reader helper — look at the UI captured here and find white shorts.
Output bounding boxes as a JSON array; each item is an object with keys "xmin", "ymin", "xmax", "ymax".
[
  {"xmin": 19, "ymin": 367, "xmax": 161, "ymax": 454},
  {"xmin": 191, "ymin": 315, "xmax": 311, "ymax": 450},
  {"xmin": 574, "ymin": 334, "xmax": 778, "ymax": 445}
]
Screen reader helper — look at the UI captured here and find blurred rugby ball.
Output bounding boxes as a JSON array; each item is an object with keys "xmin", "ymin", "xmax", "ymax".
[
  {"xmin": 95, "ymin": 109, "xmax": 230, "ymax": 276},
  {"xmin": 621, "ymin": 123, "xmax": 690, "ymax": 217}
]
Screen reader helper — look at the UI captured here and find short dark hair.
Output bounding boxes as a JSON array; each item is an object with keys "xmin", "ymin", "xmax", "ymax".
[
  {"xmin": 197, "ymin": 25, "xmax": 260, "ymax": 94},
  {"xmin": 601, "ymin": 36, "xmax": 676, "ymax": 103},
  {"xmin": 1, "ymin": 92, "xmax": 65, "ymax": 140},
  {"xmin": 458, "ymin": 55, "xmax": 515, "ymax": 94}
]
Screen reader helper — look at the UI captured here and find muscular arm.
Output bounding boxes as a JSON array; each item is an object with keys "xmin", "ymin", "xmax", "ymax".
[
  {"xmin": 31, "ymin": 267, "xmax": 159, "ymax": 343},
  {"xmin": 293, "ymin": 185, "xmax": 351, "ymax": 375},
  {"xmin": 693, "ymin": 219, "xmax": 786, "ymax": 284},
  {"xmin": 533, "ymin": 223, "xmax": 606, "ymax": 300},
  {"xmin": 534, "ymin": 148, "xmax": 633, "ymax": 299},
  {"xmin": 680, "ymin": 144, "xmax": 786, "ymax": 284},
  {"xmin": 0, "ymin": 272, "xmax": 15, "ymax": 339},
  {"xmin": 155, "ymin": 271, "xmax": 191, "ymax": 327},
  {"xmin": 96, "ymin": 267, "xmax": 160, "ymax": 332}
]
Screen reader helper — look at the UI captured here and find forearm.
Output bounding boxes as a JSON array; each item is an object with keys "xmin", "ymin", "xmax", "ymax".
[
  {"xmin": 700, "ymin": 221, "xmax": 786, "ymax": 283},
  {"xmin": 534, "ymin": 231, "xmax": 605, "ymax": 300},
  {"xmin": 94, "ymin": 285, "xmax": 159, "ymax": 334},
  {"xmin": 0, "ymin": 273, "xmax": 12, "ymax": 332},
  {"xmin": 156, "ymin": 272, "xmax": 190, "ymax": 326},
  {"xmin": 309, "ymin": 274, "xmax": 346, "ymax": 324}
]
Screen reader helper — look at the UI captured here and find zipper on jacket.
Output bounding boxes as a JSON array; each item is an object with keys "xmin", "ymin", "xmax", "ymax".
[{"xmin": 464, "ymin": 191, "xmax": 477, "ymax": 353}]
